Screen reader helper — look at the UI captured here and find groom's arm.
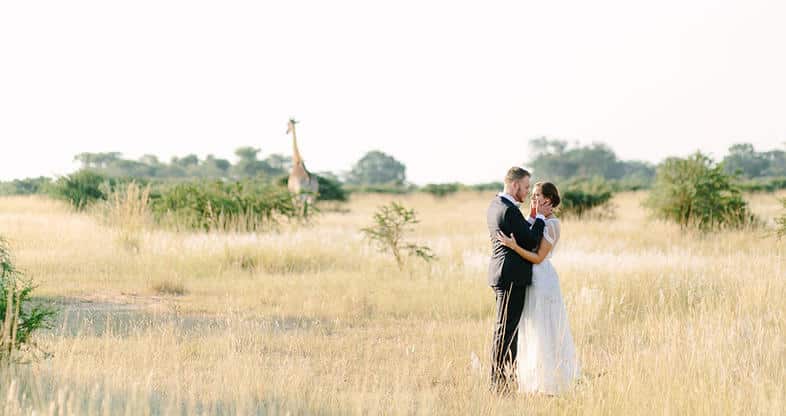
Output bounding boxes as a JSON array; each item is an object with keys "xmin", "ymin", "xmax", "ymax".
[{"xmin": 505, "ymin": 208, "xmax": 545, "ymax": 250}]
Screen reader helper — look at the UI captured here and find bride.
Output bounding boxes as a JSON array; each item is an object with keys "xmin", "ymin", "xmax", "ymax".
[{"xmin": 496, "ymin": 181, "xmax": 580, "ymax": 395}]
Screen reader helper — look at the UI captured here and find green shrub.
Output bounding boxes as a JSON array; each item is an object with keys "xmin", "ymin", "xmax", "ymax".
[
  {"xmin": 361, "ymin": 202, "xmax": 436, "ymax": 270},
  {"xmin": 645, "ymin": 152, "xmax": 757, "ymax": 231},
  {"xmin": 421, "ymin": 183, "xmax": 461, "ymax": 198},
  {"xmin": 50, "ymin": 170, "xmax": 112, "ymax": 210},
  {"xmin": 150, "ymin": 180, "xmax": 298, "ymax": 231},
  {"xmin": 559, "ymin": 178, "xmax": 614, "ymax": 218},
  {"xmin": 315, "ymin": 175, "xmax": 347, "ymax": 202},
  {"xmin": 275, "ymin": 174, "xmax": 348, "ymax": 202},
  {"xmin": 0, "ymin": 237, "xmax": 57, "ymax": 361}
]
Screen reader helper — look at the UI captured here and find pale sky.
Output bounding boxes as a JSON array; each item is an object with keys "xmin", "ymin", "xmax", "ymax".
[{"xmin": 1, "ymin": 0, "xmax": 785, "ymax": 185}]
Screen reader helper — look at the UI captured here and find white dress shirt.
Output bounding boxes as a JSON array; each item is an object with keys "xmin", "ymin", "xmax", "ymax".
[{"xmin": 497, "ymin": 192, "xmax": 546, "ymax": 223}]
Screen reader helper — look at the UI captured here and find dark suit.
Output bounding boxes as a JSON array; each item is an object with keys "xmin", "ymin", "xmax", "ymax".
[{"xmin": 486, "ymin": 195, "xmax": 545, "ymax": 391}]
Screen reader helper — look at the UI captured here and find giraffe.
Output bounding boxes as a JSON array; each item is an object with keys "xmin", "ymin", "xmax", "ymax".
[{"xmin": 286, "ymin": 118, "xmax": 319, "ymax": 208}]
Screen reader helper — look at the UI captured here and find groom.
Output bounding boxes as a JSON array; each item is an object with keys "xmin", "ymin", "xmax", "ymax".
[{"xmin": 486, "ymin": 167, "xmax": 552, "ymax": 393}]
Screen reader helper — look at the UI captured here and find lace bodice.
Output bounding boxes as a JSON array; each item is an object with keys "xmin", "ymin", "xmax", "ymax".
[{"xmin": 542, "ymin": 218, "xmax": 560, "ymax": 260}]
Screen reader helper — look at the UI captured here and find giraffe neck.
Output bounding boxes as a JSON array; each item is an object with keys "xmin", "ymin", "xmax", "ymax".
[{"xmin": 291, "ymin": 127, "xmax": 305, "ymax": 170}]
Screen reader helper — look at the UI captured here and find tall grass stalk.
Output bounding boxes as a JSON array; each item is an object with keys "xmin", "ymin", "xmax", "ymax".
[{"xmin": 102, "ymin": 182, "xmax": 152, "ymax": 251}]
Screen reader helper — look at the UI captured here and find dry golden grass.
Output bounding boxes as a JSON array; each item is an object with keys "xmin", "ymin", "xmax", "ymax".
[{"xmin": 0, "ymin": 191, "xmax": 784, "ymax": 414}]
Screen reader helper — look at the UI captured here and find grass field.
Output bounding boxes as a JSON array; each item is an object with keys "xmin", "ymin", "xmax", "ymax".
[{"xmin": 0, "ymin": 191, "xmax": 784, "ymax": 415}]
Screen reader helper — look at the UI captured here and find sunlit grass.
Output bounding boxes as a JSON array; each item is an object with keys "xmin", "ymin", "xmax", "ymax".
[{"xmin": 0, "ymin": 191, "xmax": 784, "ymax": 414}]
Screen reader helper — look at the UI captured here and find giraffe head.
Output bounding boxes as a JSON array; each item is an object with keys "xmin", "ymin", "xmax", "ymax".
[{"xmin": 286, "ymin": 118, "xmax": 299, "ymax": 135}]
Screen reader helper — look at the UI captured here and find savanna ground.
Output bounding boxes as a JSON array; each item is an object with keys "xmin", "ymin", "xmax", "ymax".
[{"xmin": 0, "ymin": 191, "xmax": 784, "ymax": 415}]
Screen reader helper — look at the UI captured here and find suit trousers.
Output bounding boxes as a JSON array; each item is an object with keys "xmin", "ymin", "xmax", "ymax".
[{"xmin": 490, "ymin": 282, "xmax": 527, "ymax": 392}]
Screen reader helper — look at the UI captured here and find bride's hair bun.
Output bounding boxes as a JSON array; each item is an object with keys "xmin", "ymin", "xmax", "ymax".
[{"xmin": 536, "ymin": 182, "xmax": 561, "ymax": 208}]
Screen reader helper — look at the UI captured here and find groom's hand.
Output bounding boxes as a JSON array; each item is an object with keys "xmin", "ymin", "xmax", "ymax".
[{"xmin": 537, "ymin": 200, "xmax": 553, "ymax": 217}]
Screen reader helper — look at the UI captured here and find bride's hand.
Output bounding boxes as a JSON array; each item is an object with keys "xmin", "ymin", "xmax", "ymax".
[
  {"xmin": 496, "ymin": 231, "xmax": 518, "ymax": 249},
  {"xmin": 529, "ymin": 198, "xmax": 537, "ymax": 219}
]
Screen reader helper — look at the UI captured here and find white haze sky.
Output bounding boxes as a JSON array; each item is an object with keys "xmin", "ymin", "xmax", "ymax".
[{"xmin": 1, "ymin": 0, "xmax": 785, "ymax": 185}]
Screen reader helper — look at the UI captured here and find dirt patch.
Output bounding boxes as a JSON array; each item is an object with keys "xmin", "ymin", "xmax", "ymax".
[
  {"xmin": 52, "ymin": 292, "xmax": 175, "ymax": 313},
  {"xmin": 34, "ymin": 294, "xmax": 335, "ymax": 338}
]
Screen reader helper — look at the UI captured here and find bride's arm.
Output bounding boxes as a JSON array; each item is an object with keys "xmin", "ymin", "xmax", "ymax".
[{"xmin": 496, "ymin": 231, "xmax": 552, "ymax": 264}]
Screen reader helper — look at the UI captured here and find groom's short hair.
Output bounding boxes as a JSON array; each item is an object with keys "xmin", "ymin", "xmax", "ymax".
[{"xmin": 504, "ymin": 167, "xmax": 531, "ymax": 184}]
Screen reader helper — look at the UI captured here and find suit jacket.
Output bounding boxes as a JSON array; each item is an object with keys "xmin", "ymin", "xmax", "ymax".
[{"xmin": 486, "ymin": 195, "xmax": 546, "ymax": 287}]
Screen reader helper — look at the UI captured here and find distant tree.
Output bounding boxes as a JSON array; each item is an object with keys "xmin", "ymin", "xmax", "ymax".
[
  {"xmin": 528, "ymin": 138, "xmax": 579, "ymax": 179},
  {"xmin": 529, "ymin": 136, "xmax": 568, "ymax": 157},
  {"xmin": 139, "ymin": 154, "xmax": 161, "ymax": 166},
  {"xmin": 265, "ymin": 154, "xmax": 292, "ymax": 174},
  {"xmin": 104, "ymin": 159, "xmax": 156, "ymax": 178},
  {"xmin": 722, "ymin": 143, "xmax": 770, "ymax": 178},
  {"xmin": 527, "ymin": 138, "xmax": 655, "ymax": 188},
  {"xmin": 174, "ymin": 154, "xmax": 200, "ymax": 168},
  {"xmin": 235, "ymin": 147, "xmax": 260, "ymax": 162},
  {"xmin": 347, "ymin": 151, "xmax": 407, "ymax": 186},
  {"xmin": 68, "ymin": 148, "xmax": 301, "ymax": 181},
  {"xmin": 202, "ymin": 155, "xmax": 231, "ymax": 177},
  {"xmin": 763, "ymin": 149, "xmax": 786, "ymax": 177},
  {"xmin": 73, "ymin": 153, "xmax": 97, "ymax": 169},
  {"xmin": 74, "ymin": 152, "xmax": 122, "ymax": 169},
  {"xmin": 232, "ymin": 147, "xmax": 277, "ymax": 178}
]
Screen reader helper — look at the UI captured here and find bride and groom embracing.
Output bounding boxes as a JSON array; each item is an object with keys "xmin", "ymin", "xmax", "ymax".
[{"xmin": 486, "ymin": 167, "xmax": 580, "ymax": 396}]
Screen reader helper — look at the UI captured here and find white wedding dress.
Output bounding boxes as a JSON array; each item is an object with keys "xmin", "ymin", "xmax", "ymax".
[{"xmin": 518, "ymin": 218, "xmax": 580, "ymax": 394}]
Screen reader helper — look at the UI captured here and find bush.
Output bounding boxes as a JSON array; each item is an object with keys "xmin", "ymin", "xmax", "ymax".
[
  {"xmin": 150, "ymin": 180, "xmax": 298, "ymax": 232},
  {"xmin": 315, "ymin": 175, "xmax": 347, "ymax": 202},
  {"xmin": 0, "ymin": 237, "xmax": 57, "ymax": 361},
  {"xmin": 645, "ymin": 152, "xmax": 757, "ymax": 231},
  {"xmin": 276, "ymin": 174, "xmax": 348, "ymax": 202},
  {"xmin": 421, "ymin": 183, "xmax": 461, "ymax": 198},
  {"xmin": 559, "ymin": 178, "xmax": 614, "ymax": 218},
  {"xmin": 50, "ymin": 170, "xmax": 112, "ymax": 210},
  {"xmin": 361, "ymin": 202, "xmax": 436, "ymax": 270}
]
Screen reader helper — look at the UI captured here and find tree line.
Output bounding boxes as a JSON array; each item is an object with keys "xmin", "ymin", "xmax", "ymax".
[
  {"xmin": 70, "ymin": 148, "xmax": 410, "ymax": 187},
  {"xmin": 2, "ymin": 140, "xmax": 785, "ymax": 197}
]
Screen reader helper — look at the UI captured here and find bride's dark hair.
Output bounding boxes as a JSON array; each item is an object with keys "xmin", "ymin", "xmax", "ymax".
[{"xmin": 535, "ymin": 182, "xmax": 561, "ymax": 208}]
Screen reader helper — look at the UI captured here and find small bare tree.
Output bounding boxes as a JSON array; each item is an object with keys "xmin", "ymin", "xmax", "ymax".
[{"xmin": 361, "ymin": 202, "xmax": 436, "ymax": 270}]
